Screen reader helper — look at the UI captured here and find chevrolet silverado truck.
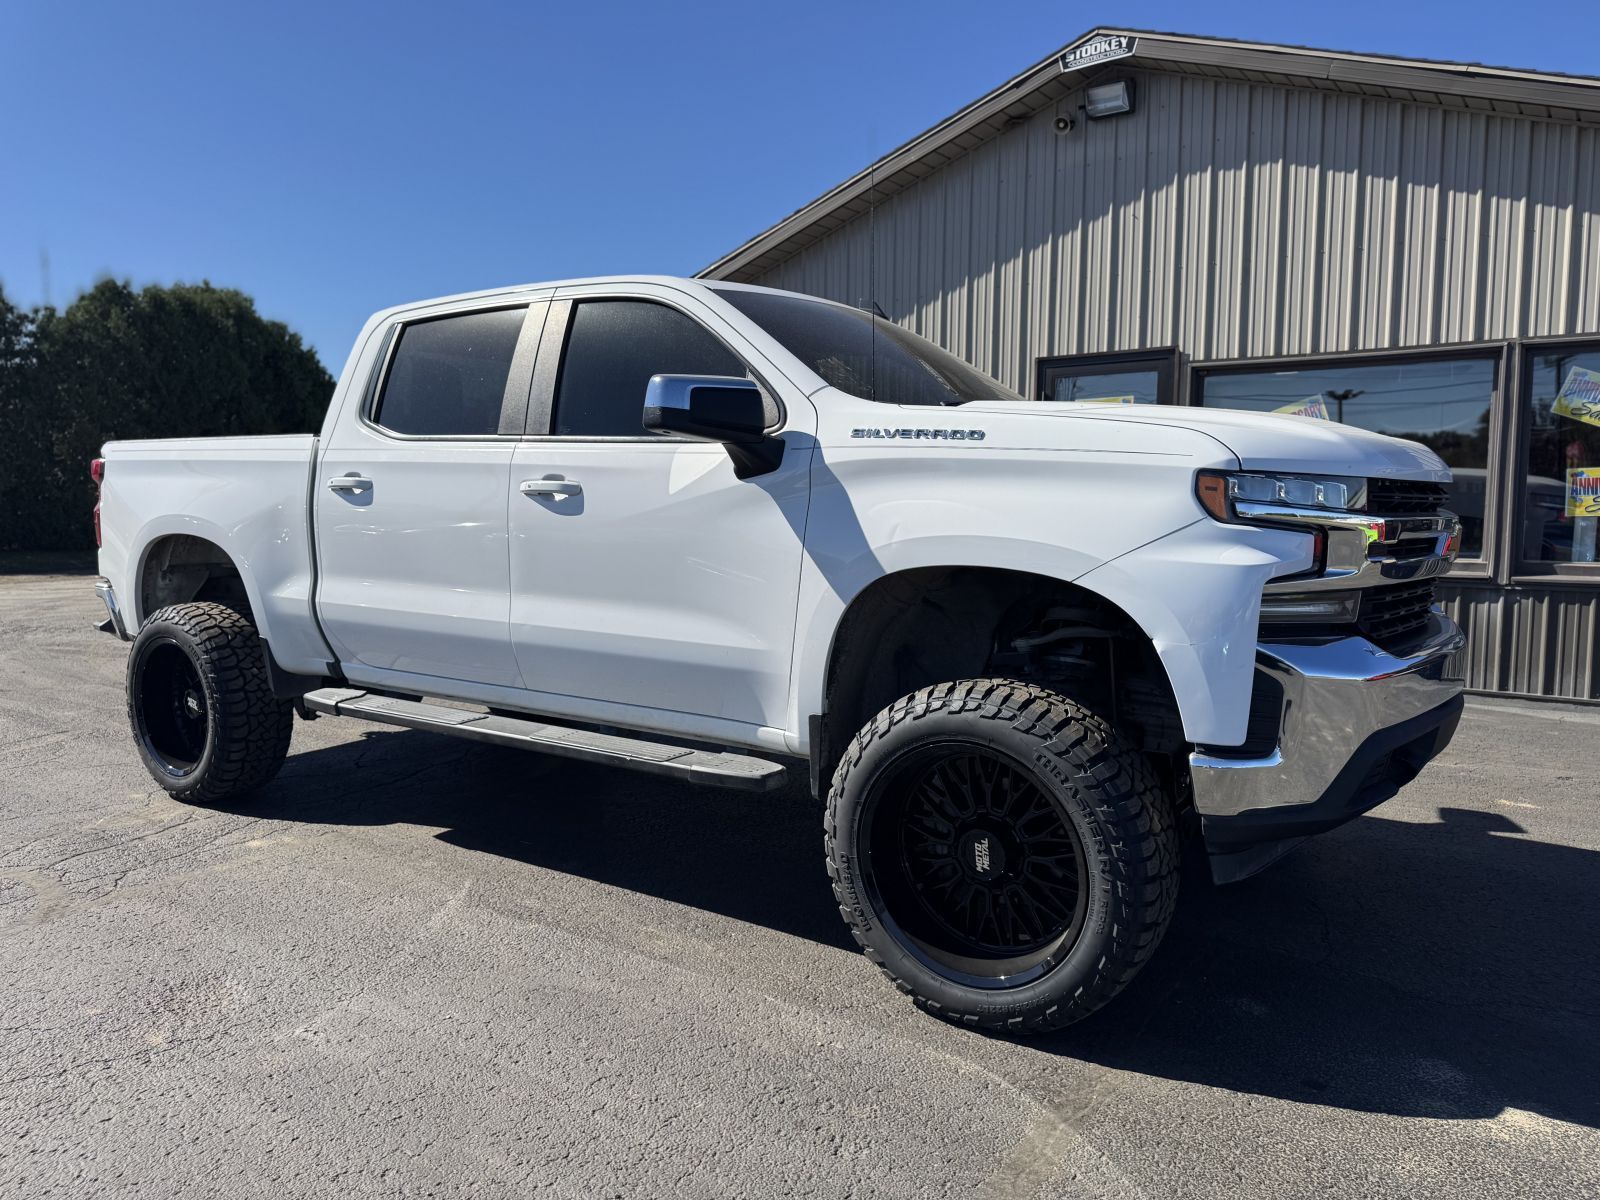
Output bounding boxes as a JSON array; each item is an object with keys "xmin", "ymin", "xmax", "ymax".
[{"xmin": 92, "ymin": 277, "xmax": 1465, "ymax": 1033}]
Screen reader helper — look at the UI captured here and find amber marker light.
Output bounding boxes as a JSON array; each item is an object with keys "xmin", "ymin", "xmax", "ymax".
[{"xmin": 1195, "ymin": 470, "xmax": 1232, "ymax": 522}]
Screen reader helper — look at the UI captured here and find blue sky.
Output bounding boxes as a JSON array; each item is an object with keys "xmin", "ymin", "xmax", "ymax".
[{"xmin": 2, "ymin": 0, "xmax": 1593, "ymax": 368}]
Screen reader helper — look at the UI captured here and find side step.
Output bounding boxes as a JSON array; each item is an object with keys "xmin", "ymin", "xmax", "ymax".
[{"xmin": 301, "ymin": 689, "xmax": 789, "ymax": 792}]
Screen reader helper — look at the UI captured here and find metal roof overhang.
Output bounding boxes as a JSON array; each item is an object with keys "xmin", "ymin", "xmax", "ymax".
[{"xmin": 699, "ymin": 27, "xmax": 1600, "ymax": 284}]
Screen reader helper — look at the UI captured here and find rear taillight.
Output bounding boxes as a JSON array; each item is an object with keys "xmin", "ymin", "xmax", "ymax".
[{"xmin": 91, "ymin": 458, "xmax": 105, "ymax": 546}]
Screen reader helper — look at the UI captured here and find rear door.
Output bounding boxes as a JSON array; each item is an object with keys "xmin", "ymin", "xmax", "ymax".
[
  {"xmin": 506, "ymin": 284, "xmax": 813, "ymax": 733},
  {"xmin": 315, "ymin": 299, "xmax": 546, "ymax": 687}
]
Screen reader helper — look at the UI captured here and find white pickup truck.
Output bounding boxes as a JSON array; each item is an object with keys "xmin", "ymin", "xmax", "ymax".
[{"xmin": 93, "ymin": 276, "xmax": 1465, "ymax": 1033}]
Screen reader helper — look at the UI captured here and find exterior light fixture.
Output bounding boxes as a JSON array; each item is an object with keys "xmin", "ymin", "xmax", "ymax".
[{"xmin": 1084, "ymin": 80, "xmax": 1134, "ymax": 119}]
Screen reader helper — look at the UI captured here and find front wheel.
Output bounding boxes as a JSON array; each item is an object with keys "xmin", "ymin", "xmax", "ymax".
[
  {"xmin": 127, "ymin": 602, "xmax": 294, "ymax": 804},
  {"xmin": 825, "ymin": 679, "xmax": 1178, "ymax": 1034}
]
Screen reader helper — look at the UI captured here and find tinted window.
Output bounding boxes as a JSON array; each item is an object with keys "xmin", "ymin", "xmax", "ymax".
[
  {"xmin": 373, "ymin": 308, "xmax": 526, "ymax": 436},
  {"xmin": 1038, "ymin": 354, "xmax": 1171, "ymax": 405},
  {"xmin": 1523, "ymin": 344, "xmax": 1600, "ymax": 565},
  {"xmin": 716, "ymin": 287, "xmax": 1020, "ymax": 407},
  {"xmin": 1199, "ymin": 356, "xmax": 1495, "ymax": 558},
  {"xmin": 1046, "ymin": 370, "xmax": 1159, "ymax": 404},
  {"xmin": 554, "ymin": 300, "xmax": 747, "ymax": 437}
]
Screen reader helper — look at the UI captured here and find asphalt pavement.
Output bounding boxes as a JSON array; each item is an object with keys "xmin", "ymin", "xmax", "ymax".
[{"xmin": 2, "ymin": 569, "xmax": 1597, "ymax": 1199}]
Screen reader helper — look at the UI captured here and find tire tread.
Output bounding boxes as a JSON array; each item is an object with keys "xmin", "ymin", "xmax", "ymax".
[
  {"xmin": 128, "ymin": 602, "xmax": 293, "ymax": 804},
  {"xmin": 823, "ymin": 678, "xmax": 1178, "ymax": 1034}
]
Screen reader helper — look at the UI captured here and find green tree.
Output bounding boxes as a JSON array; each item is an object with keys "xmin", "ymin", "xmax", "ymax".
[
  {"xmin": 0, "ymin": 287, "xmax": 42, "ymax": 548},
  {"xmin": 1, "ymin": 280, "xmax": 333, "ymax": 551}
]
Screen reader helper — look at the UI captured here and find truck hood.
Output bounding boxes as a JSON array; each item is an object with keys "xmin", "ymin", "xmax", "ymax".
[{"xmin": 959, "ymin": 402, "xmax": 1451, "ymax": 482}]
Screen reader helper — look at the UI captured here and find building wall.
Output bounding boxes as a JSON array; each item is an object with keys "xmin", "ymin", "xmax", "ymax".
[
  {"xmin": 1440, "ymin": 581, "xmax": 1600, "ymax": 699},
  {"xmin": 746, "ymin": 69, "xmax": 1600, "ymax": 397},
  {"xmin": 742, "ymin": 70, "xmax": 1600, "ymax": 701}
]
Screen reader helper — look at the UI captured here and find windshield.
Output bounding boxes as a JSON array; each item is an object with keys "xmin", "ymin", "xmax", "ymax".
[{"xmin": 714, "ymin": 287, "xmax": 1022, "ymax": 407}]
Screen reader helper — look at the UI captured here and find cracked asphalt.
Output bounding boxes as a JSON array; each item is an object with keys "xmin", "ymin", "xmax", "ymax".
[{"xmin": 3, "ymin": 569, "xmax": 1599, "ymax": 1199}]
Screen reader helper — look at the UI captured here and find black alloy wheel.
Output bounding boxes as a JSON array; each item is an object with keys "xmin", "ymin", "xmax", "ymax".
[
  {"xmin": 867, "ymin": 743, "xmax": 1090, "ymax": 987},
  {"xmin": 126, "ymin": 602, "xmax": 294, "ymax": 803},
  {"xmin": 133, "ymin": 636, "xmax": 211, "ymax": 777},
  {"xmin": 825, "ymin": 679, "xmax": 1178, "ymax": 1034}
]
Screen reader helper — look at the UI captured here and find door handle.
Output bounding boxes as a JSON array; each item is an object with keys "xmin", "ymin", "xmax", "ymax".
[
  {"xmin": 327, "ymin": 475, "xmax": 373, "ymax": 492},
  {"xmin": 519, "ymin": 478, "xmax": 582, "ymax": 500}
]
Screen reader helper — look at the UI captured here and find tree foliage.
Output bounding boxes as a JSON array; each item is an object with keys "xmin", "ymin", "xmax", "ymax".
[{"xmin": 0, "ymin": 280, "xmax": 333, "ymax": 550}]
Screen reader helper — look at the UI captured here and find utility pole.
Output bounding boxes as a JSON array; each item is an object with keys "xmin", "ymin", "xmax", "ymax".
[{"xmin": 1325, "ymin": 388, "xmax": 1364, "ymax": 424}]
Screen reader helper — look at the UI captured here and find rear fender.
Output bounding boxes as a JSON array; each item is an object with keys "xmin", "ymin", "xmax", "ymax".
[{"xmin": 97, "ymin": 447, "xmax": 332, "ymax": 675}]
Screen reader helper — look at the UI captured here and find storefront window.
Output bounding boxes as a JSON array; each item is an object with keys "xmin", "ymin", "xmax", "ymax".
[
  {"xmin": 1036, "ymin": 352, "xmax": 1172, "ymax": 405},
  {"xmin": 1523, "ymin": 345, "xmax": 1600, "ymax": 566},
  {"xmin": 1198, "ymin": 356, "xmax": 1496, "ymax": 558}
]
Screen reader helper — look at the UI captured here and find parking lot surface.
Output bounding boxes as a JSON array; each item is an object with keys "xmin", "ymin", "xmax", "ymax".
[{"xmin": 2, "ymin": 570, "xmax": 1598, "ymax": 1199}]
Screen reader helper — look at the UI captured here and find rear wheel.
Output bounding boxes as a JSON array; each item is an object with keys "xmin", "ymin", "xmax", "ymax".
[
  {"xmin": 825, "ymin": 679, "xmax": 1177, "ymax": 1034},
  {"xmin": 127, "ymin": 602, "xmax": 293, "ymax": 804}
]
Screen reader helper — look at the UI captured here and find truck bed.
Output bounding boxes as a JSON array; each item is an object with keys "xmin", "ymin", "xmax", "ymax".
[{"xmin": 96, "ymin": 434, "xmax": 331, "ymax": 673}]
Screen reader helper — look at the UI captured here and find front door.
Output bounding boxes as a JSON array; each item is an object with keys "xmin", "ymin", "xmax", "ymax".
[
  {"xmin": 506, "ymin": 286, "xmax": 812, "ymax": 733},
  {"xmin": 315, "ymin": 301, "xmax": 543, "ymax": 688}
]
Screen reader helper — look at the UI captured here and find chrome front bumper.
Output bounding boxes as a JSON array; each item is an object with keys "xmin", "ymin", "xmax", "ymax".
[{"xmin": 1190, "ymin": 611, "xmax": 1466, "ymax": 882}]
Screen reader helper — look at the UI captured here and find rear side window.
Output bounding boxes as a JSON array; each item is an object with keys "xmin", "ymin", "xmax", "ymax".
[
  {"xmin": 553, "ymin": 300, "xmax": 747, "ymax": 437},
  {"xmin": 373, "ymin": 308, "xmax": 526, "ymax": 436}
]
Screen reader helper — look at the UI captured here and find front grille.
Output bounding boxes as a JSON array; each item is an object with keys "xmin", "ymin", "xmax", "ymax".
[
  {"xmin": 1358, "ymin": 580, "xmax": 1437, "ymax": 649},
  {"xmin": 1367, "ymin": 479, "xmax": 1448, "ymax": 515},
  {"xmin": 1385, "ymin": 538, "xmax": 1439, "ymax": 561}
]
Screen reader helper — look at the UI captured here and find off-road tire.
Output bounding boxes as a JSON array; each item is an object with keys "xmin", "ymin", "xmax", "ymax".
[
  {"xmin": 126, "ymin": 602, "xmax": 293, "ymax": 804},
  {"xmin": 825, "ymin": 678, "xmax": 1178, "ymax": 1034}
]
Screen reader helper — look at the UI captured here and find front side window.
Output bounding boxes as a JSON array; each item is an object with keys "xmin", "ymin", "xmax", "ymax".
[
  {"xmin": 553, "ymin": 300, "xmax": 748, "ymax": 437},
  {"xmin": 1198, "ymin": 356, "xmax": 1496, "ymax": 558},
  {"xmin": 372, "ymin": 307, "xmax": 526, "ymax": 436},
  {"xmin": 1523, "ymin": 344, "xmax": 1600, "ymax": 566},
  {"xmin": 715, "ymin": 287, "xmax": 1021, "ymax": 407}
]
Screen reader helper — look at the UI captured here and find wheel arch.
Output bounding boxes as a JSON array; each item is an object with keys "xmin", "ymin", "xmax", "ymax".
[
  {"xmin": 132, "ymin": 530, "xmax": 326, "ymax": 697},
  {"xmin": 134, "ymin": 525, "xmax": 269, "ymax": 634},
  {"xmin": 807, "ymin": 563, "xmax": 1186, "ymax": 797}
]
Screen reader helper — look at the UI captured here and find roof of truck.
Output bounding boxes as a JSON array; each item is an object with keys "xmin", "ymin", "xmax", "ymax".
[{"xmin": 365, "ymin": 276, "xmax": 849, "ymax": 323}]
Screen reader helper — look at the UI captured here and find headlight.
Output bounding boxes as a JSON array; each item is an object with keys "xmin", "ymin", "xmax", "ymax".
[{"xmin": 1196, "ymin": 470, "xmax": 1365, "ymax": 522}]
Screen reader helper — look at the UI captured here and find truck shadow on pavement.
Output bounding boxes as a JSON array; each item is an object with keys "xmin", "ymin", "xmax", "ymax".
[
  {"xmin": 238, "ymin": 730, "xmax": 1600, "ymax": 1130},
  {"xmin": 1045, "ymin": 805, "xmax": 1600, "ymax": 1130}
]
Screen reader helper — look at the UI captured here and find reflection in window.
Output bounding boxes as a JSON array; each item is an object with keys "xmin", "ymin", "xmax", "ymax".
[
  {"xmin": 1199, "ymin": 357, "xmax": 1495, "ymax": 557},
  {"xmin": 375, "ymin": 308, "xmax": 526, "ymax": 437},
  {"xmin": 717, "ymin": 288, "xmax": 1020, "ymax": 407},
  {"xmin": 1524, "ymin": 346, "xmax": 1600, "ymax": 565},
  {"xmin": 1046, "ymin": 370, "xmax": 1160, "ymax": 404},
  {"xmin": 1037, "ymin": 354, "xmax": 1170, "ymax": 405},
  {"xmin": 553, "ymin": 300, "xmax": 747, "ymax": 437}
]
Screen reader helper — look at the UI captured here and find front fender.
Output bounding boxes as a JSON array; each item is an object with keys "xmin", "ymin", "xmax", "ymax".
[
  {"xmin": 786, "ymin": 434, "xmax": 1298, "ymax": 752},
  {"xmin": 786, "ymin": 434, "xmax": 1316, "ymax": 750},
  {"xmin": 1073, "ymin": 519, "xmax": 1314, "ymax": 745}
]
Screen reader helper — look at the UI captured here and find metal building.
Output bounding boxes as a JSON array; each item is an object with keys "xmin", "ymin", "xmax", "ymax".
[{"xmin": 700, "ymin": 29, "xmax": 1600, "ymax": 703}]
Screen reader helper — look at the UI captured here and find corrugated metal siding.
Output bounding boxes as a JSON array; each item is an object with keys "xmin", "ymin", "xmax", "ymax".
[
  {"xmin": 740, "ymin": 69, "xmax": 1600, "ymax": 703},
  {"xmin": 1439, "ymin": 583, "xmax": 1600, "ymax": 700},
  {"xmin": 746, "ymin": 69, "xmax": 1600, "ymax": 393}
]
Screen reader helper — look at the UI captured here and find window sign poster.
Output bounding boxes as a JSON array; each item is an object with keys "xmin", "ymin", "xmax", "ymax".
[
  {"xmin": 1554, "ymin": 366, "xmax": 1600, "ymax": 429},
  {"xmin": 1568, "ymin": 466, "xmax": 1600, "ymax": 563},
  {"xmin": 1274, "ymin": 396, "xmax": 1331, "ymax": 420},
  {"xmin": 1568, "ymin": 467, "xmax": 1600, "ymax": 517}
]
